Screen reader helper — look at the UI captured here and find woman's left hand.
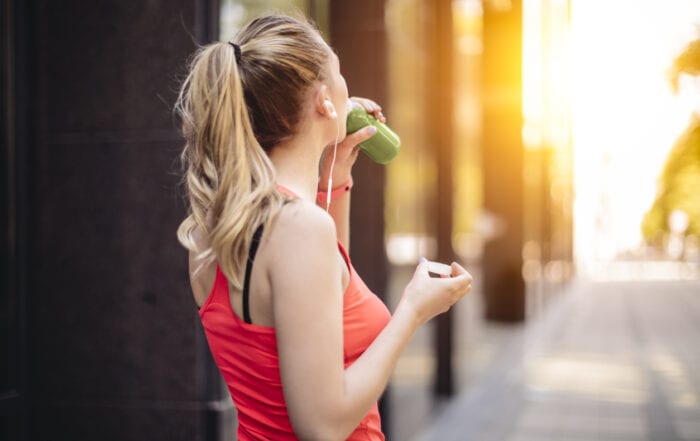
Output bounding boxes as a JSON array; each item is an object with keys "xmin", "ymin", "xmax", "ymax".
[{"xmin": 318, "ymin": 97, "xmax": 385, "ymax": 191}]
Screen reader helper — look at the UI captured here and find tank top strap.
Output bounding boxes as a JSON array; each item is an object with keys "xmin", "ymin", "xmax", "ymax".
[
  {"xmin": 242, "ymin": 224, "xmax": 265, "ymax": 324},
  {"xmin": 336, "ymin": 240, "xmax": 352, "ymax": 272},
  {"xmin": 238, "ymin": 184, "xmax": 296, "ymax": 324},
  {"xmin": 276, "ymin": 183, "xmax": 300, "ymax": 198}
]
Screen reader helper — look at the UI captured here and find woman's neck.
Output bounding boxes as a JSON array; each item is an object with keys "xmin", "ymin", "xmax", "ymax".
[{"xmin": 268, "ymin": 130, "xmax": 327, "ymax": 202}]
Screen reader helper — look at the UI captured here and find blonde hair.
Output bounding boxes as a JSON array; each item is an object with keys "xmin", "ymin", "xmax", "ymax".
[{"xmin": 176, "ymin": 15, "xmax": 330, "ymax": 289}]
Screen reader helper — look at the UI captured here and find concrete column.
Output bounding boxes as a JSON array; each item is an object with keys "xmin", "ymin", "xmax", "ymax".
[
  {"xmin": 21, "ymin": 1, "xmax": 231, "ymax": 440},
  {"xmin": 482, "ymin": 0, "xmax": 526, "ymax": 322},
  {"xmin": 426, "ymin": 0, "xmax": 456, "ymax": 397}
]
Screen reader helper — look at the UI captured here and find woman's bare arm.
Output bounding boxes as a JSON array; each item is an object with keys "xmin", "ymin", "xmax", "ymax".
[{"xmin": 269, "ymin": 201, "xmax": 472, "ymax": 440}]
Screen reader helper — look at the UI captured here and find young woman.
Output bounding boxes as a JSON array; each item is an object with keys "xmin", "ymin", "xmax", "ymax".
[{"xmin": 176, "ymin": 14, "xmax": 472, "ymax": 441}]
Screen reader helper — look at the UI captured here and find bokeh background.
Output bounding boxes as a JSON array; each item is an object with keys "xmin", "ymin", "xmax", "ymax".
[{"xmin": 2, "ymin": 0, "xmax": 699, "ymax": 440}]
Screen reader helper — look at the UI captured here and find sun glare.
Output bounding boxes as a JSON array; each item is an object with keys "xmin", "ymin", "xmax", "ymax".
[{"xmin": 547, "ymin": 0, "xmax": 700, "ymax": 272}]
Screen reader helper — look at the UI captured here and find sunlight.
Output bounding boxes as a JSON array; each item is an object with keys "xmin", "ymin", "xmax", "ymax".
[
  {"xmin": 570, "ymin": 0, "xmax": 700, "ymax": 271},
  {"xmin": 527, "ymin": 352, "xmax": 649, "ymax": 403}
]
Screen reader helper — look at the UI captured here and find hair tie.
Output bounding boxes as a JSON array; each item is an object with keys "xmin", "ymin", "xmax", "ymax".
[{"xmin": 229, "ymin": 42, "xmax": 242, "ymax": 63}]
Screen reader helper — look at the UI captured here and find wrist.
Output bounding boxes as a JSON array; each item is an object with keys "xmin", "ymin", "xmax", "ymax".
[
  {"xmin": 317, "ymin": 176, "xmax": 353, "ymax": 204},
  {"xmin": 394, "ymin": 298, "xmax": 422, "ymax": 330}
]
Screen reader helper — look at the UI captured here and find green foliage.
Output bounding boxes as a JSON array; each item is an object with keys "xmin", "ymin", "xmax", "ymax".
[
  {"xmin": 642, "ymin": 116, "xmax": 700, "ymax": 242},
  {"xmin": 220, "ymin": 0, "xmax": 310, "ymax": 40},
  {"xmin": 643, "ymin": 35, "xmax": 700, "ymax": 244},
  {"xmin": 670, "ymin": 36, "xmax": 700, "ymax": 93}
]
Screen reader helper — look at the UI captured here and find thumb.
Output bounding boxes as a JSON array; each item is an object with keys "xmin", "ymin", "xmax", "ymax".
[
  {"xmin": 345, "ymin": 125, "xmax": 377, "ymax": 146},
  {"xmin": 414, "ymin": 257, "xmax": 430, "ymax": 276}
]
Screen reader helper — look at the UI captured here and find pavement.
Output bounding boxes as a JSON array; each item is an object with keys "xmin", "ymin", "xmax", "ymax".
[{"xmin": 389, "ymin": 270, "xmax": 700, "ymax": 441}]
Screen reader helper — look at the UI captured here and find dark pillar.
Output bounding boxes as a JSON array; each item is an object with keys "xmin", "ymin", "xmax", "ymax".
[
  {"xmin": 1, "ymin": 0, "xmax": 32, "ymax": 439},
  {"xmin": 329, "ymin": 0, "xmax": 391, "ymax": 435},
  {"xmin": 8, "ymin": 1, "xmax": 232, "ymax": 440},
  {"xmin": 426, "ymin": 0, "xmax": 456, "ymax": 397},
  {"xmin": 482, "ymin": 0, "xmax": 526, "ymax": 322},
  {"xmin": 330, "ymin": 0, "xmax": 388, "ymax": 295}
]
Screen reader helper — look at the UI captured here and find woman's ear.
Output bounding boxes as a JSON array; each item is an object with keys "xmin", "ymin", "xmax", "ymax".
[{"xmin": 315, "ymin": 84, "xmax": 336, "ymax": 119}]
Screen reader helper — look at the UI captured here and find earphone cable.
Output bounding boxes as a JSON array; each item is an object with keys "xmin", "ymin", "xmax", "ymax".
[{"xmin": 326, "ymin": 115, "xmax": 340, "ymax": 212}]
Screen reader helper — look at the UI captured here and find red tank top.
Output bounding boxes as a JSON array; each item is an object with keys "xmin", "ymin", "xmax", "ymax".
[{"xmin": 199, "ymin": 187, "xmax": 391, "ymax": 440}]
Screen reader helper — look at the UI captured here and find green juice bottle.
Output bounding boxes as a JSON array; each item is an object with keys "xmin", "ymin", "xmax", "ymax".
[{"xmin": 346, "ymin": 106, "xmax": 401, "ymax": 164}]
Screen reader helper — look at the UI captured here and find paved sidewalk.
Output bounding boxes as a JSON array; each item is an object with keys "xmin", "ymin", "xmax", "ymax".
[{"xmin": 415, "ymin": 278, "xmax": 700, "ymax": 441}]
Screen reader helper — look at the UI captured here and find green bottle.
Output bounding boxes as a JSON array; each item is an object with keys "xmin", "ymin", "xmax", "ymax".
[{"xmin": 346, "ymin": 106, "xmax": 401, "ymax": 164}]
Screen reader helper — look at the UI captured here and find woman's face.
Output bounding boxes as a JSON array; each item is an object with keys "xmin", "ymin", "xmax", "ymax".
[{"xmin": 326, "ymin": 51, "xmax": 349, "ymax": 134}]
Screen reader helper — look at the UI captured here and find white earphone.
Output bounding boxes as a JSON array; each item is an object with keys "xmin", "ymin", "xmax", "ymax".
[
  {"xmin": 324, "ymin": 99, "xmax": 340, "ymax": 211},
  {"xmin": 324, "ymin": 99, "xmax": 337, "ymax": 118}
]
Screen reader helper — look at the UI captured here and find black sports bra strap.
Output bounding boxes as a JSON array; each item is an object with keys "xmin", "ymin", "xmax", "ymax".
[{"xmin": 242, "ymin": 224, "xmax": 265, "ymax": 324}]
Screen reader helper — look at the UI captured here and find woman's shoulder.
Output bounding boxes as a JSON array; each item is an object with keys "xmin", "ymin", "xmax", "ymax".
[
  {"xmin": 265, "ymin": 198, "xmax": 338, "ymax": 262},
  {"xmin": 273, "ymin": 198, "xmax": 336, "ymax": 239}
]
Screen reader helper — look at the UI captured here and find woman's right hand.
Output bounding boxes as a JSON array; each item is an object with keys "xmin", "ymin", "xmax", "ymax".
[{"xmin": 399, "ymin": 260, "xmax": 473, "ymax": 326}]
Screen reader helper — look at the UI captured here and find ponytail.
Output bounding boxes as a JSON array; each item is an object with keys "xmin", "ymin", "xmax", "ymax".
[
  {"xmin": 176, "ymin": 42, "xmax": 286, "ymax": 290},
  {"xmin": 175, "ymin": 15, "xmax": 329, "ymax": 289}
]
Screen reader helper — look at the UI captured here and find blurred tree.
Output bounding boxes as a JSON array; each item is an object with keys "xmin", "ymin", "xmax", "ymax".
[
  {"xmin": 642, "ymin": 37, "xmax": 700, "ymax": 246},
  {"xmin": 219, "ymin": 0, "xmax": 310, "ymax": 39}
]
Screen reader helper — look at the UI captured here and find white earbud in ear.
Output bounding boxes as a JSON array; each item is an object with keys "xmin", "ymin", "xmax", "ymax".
[{"xmin": 325, "ymin": 100, "xmax": 337, "ymax": 118}]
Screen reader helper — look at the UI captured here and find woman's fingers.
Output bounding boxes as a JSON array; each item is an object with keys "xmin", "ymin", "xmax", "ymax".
[
  {"xmin": 403, "ymin": 259, "xmax": 474, "ymax": 324},
  {"xmin": 350, "ymin": 96, "xmax": 381, "ymax": 112},
  {"xmin": 319, "ymin": 125, "xmax": 372, "ymax": 185},
  {"xmin": 434, "ymin": 263, "xmax": 472, "ymax": 300},
  {"xmin": 350, "ymin": 96, "xmax": 386, "ymax": 123},
  {"xmin": 342, "ymin": 125, "xmax": 377, "ymax": 147},
  {"xmin": 450, "ymin": 262, "xmax": 472, "ymax": 281}
]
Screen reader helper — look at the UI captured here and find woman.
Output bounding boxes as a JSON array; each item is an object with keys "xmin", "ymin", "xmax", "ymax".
[{"xmin": 176, "ymin": 14, "xmax": 472, "ymax": 441}]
